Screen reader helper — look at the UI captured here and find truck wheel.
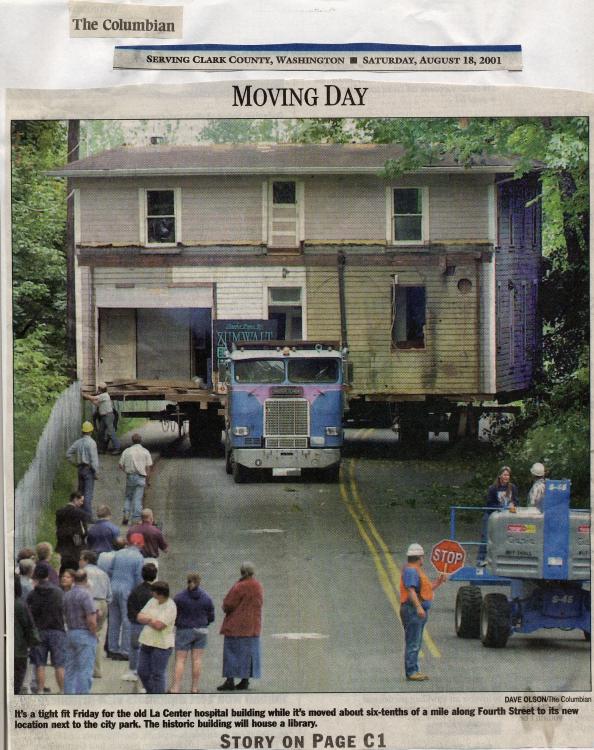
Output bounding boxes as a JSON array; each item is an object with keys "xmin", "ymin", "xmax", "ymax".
[
  {"xmin": 455, "ymin": 586, "xmax": 482, "ymax": 638},
  {"xmin": 232, "ymin": 460, "xmax": 250, "ymax": 484},
  {"xmin": 583, "ymin": 630, "xmax": 591, "ymax": 642},
  {"xmin": 480, "ymin": 593, "xmax": 511, "ymax": 648},
  {"xmin": 225, "ymin": 446, "xmax": 233, "ymax": 475}
]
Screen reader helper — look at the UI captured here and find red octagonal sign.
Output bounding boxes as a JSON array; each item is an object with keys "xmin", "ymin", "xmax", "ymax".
[{"xmin": 430, "ymin": 539, "xmax": 466, "ymax": 574}]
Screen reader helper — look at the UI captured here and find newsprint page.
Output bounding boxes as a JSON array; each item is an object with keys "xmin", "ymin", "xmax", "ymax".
[{"xmin": 1, "ymin": 2, "xmax": 593, "ymax": 750}]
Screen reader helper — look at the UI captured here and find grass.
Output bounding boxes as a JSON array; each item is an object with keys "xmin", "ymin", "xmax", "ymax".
[{"xmin": 13, "ymin": 404, "xmax": 53, "ymax": 484}]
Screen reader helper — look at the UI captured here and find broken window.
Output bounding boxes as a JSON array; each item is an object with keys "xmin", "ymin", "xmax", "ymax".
[
  {"xmin": 146, "ymin": 189, "xmax": 176, "ymax": 244},
  {"xmin": 393, "ymin": 188, "xmax": 423, "ymax": 242},
  {"xmin": 392, "ymin": 285, "xmax": 426, "ymax": 349}
]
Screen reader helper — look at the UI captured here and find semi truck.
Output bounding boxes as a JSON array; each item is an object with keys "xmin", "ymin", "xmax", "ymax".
[{"xmin": 221, "ymin": 341, "xmax": 346, "ymax": 483}]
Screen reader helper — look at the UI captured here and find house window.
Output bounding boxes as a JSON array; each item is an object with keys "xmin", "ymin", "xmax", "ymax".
[
  {"xmin": 392, "ymin": 285, "xmax": 426, "ymax": 349},
  {"xmin": 393, "ymin": 188, "xmax": 423, "ymax": 243},
  {"xmin": 273, "ymin": 181, "xmax": 296, "ymax": 205},
  {"xmin": 146, "ymin": 189, "xmax": 177, "ymax": 244},
  {"xmin": 268, "ymin": 286, "xmax": 302, "ymax": 340}
]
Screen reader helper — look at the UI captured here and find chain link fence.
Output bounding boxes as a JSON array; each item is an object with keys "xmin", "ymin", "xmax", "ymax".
[{"xmin": 14, "ymin": 381, "xmax": 82, "ymax": 551}]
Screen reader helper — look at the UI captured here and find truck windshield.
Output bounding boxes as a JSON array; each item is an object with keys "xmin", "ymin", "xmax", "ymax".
[
  {"xmin": 234, "ymin": 359, "xmax": 285, "ymax": 383},
  {"xmin": 288, "ymin": 358, "xmax": 340, "ymax": 383}
]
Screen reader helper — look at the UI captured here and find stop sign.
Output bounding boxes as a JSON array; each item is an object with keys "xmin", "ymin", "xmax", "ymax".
[{"xmin": 430, "ymin": 539, "xmax": 466, "ymax": 573}]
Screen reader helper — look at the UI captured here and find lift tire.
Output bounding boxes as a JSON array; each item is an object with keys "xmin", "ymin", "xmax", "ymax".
[
  {"xmin": 480, "ymin": 593, "xmax": 511, "ymax": 648},
  {"xmin": 232, "ymin": 460, "xmax": 250, "ymax": 484},
  {"xmin": 455, "ymin": 586, "xmax": 483, "ymax": 639}
]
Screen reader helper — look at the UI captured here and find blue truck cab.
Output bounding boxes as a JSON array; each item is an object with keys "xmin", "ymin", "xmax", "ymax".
[{"xmin": 221, "ymin": 341, "xmax": 345, "ymax": 483}]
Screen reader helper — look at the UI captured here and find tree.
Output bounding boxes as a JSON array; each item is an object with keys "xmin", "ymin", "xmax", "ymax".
[{"xmin": 11, "ymin": 121, "xmax": 68, "ymax": 354}]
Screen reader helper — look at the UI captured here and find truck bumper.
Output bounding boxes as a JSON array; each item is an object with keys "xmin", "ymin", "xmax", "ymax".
[{"xmin": 233, "ymin": 447, "xmax": 340, "ymax": 470}]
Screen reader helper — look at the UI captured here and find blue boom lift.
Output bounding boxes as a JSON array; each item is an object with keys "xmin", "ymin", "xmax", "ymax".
[{"xmin": 450, "ymin": 480, "xmax": 591, "ymax": 647}]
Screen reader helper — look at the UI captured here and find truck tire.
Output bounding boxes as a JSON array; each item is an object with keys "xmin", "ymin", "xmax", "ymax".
[
  {"xmin": 455, "ymin": 586, "xmax": 482, "ymax": 638},
  {"xmin": 232, "ymin": 459, "xmax": 250, "ymax": 484},
  {"xmin": 583, "ymin": 630, "xmax": 591, "ymax": 642},
  {"xmin": 480, "ymin": 593, "xmax": 511, "ymax": 648},
  {"xmin": 225, "ymin": 445, "xmax": 233, "ymax": 475}
]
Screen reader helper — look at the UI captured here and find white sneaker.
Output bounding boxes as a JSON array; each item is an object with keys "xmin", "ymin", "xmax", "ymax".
[{"xmin": 121, "ymin": 670, "xmax": 138, "ymax": 682}]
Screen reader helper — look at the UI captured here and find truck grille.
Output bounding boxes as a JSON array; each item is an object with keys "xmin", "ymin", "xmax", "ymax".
[
  {"xmin": 265, "ymin": 437, "xmax": 309, "ymax": 449},
  {"xmin": 264, "ymin": 398, "xmax": 309, "ymax": 441}
]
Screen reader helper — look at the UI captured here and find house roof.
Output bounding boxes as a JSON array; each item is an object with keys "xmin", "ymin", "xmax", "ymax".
[{"xmin": 48, "ymin": 143, "xmax": 516, "ymax": 178}]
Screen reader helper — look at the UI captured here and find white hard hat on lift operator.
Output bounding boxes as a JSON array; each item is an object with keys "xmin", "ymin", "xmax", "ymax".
[
  {"xmin": 406, "ymin": 543, "xmax": 425, "ymax": 557},
  {"xmin": 530, "ymin": 462, "xmax": 545, "ymax": 477}
]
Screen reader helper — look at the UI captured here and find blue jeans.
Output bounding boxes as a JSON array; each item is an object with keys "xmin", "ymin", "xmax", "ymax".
[
  {"xmin": 124, "ymin": 473, "xmax": 146, "ymax": 522},
  {"xmin": 137, "ymin": 645, "xmax": 172, "ymax": 694},
  {"xmin": 108, "ymin": 587, "xmax": 131, "ymax": 656},
  {"xmin": 129, "ymin": 622, "xmax": 143, "ymax": 672},
  {"xmin": 99, "ymin": 413, "xmax": 120, "ymax": 452},
  {"xmin": 64, "ymin": 629, "xmax": 97, "ymax": 694},
  {"xmin": 78, "ymin": 465, "xmax": 95, "ymax": 516},
  {"xmin": 400, "ymin": 602, "xmax": 427, "ymax": 677}
]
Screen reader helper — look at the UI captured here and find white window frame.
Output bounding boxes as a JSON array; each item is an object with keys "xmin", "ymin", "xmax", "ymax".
[
  {"xmin": 266, "ymin": 179, "xmax": 304, "ymax": 247},
  {"xmin": 264, "ymin": 283, "xmax": 307, "ymax": 339},
  {"xmin": 140, "ymin": 187, "xmax": 182, "ymax": 247},
  {"xmin": 386, "ymin": 186, "xmax": 429, "ymax": 246}
]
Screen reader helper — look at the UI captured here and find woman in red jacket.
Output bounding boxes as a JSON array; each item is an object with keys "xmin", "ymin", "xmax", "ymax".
[{"xmin": 217, "ymin": 562, "xmax": 263, "ymax": 691}]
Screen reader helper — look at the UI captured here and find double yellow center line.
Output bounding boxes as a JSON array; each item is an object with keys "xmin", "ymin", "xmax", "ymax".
[{"xmin": 339, "ymin": 446, "xmax": 441, "ymax": 660}]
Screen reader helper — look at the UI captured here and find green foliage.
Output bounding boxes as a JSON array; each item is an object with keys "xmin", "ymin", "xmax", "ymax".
[
  {"xmin": 508, "ymin": 410, "xmax": 589, "ymax": 504},
  {"xmin": 13, "ymin": 328, "xmax": 69, "ymax": 411},
  {"xmin": 11, "ymin": 121, "xmax": 68, "ymax": 347},
  {"xmin": 199, "ymin": 119, "xmax": 279, "ymax": 143}
]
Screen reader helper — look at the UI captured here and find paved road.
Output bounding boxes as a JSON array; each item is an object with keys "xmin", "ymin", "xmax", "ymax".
[{"xmin": 40, "ymin": 426, "xmax": 589, "ymax": 695}]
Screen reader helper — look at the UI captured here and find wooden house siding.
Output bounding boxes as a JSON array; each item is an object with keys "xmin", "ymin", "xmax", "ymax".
[
  {"xmin": 306, "ymin": 253, "xmax": 481, "ymax": 396},
  {"xmin": 304, "ymin": 177, "xmax": 385, "ymax": 241},
  {"xmin": 77, "ymin": 173, "xmax": 494, "ymax": 247},
  {"xmin": 495, "ymin": 174, "xmax": 542, "ymax": 394}
]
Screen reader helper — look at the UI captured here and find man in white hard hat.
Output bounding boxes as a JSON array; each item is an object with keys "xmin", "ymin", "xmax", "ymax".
[
  {"xmin": 399, "ymin": 543, "xmax": 447, "ymax": 682},
  {"xmin": 527, "ymin": 462, "xmax": 546, "ymax": 511},
  {"xmin": 82, "ymin": 382, "xmax": 121, "ymax": 455},
  {"xmin": 66, "ymin": 421, "xmax": 100, "ymax": 516}
]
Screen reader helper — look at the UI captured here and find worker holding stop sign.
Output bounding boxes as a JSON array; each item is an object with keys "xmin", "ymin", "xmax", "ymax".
[{"xmin": 399, "ymin": 543, "xmax": 449, "ymax": 682}]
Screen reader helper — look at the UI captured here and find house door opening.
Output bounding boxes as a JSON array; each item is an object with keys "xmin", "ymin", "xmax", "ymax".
[
  {"xmin": 99, "ymin": 307, "xmax": 212, "ymax": 383},
  {"xmin": 268, "ymin": 287, "xmax": 303, "ymax": 340}
]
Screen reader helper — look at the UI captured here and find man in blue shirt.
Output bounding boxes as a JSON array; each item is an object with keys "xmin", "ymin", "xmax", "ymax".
[
  {"xmin": 66, "ymin": 421, "xmax": 100, "ymax": 517},
  {"xmin": 63, "ymin": 570, "xmax": 97, "ymax": 694},
  {"xmin": 87, "ymin": 505, "xmax": 120, "ymax": 554}
]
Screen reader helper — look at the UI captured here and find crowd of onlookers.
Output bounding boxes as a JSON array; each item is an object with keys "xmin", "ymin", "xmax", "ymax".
[
  {"xmin": 15, "ymin": 412, "xmax": 264, "ymax": 695},
  {"xmin": 14, "ymin": 533, "xmax": 263, "ymax": 695}
]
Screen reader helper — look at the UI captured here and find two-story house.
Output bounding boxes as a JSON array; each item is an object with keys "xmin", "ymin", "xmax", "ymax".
[{"xmin": 50, "ymin": 142, "xmax": 541, "ymax": 443}]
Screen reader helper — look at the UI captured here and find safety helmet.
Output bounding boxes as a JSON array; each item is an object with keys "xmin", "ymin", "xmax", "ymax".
[
  {"xmin": 406, "ymin": 543, "xmax": 425, "ymax": 557},
  {"xmin": 530, "ymin": 462, "xmax": 545, "ymax": 477},
  {"xmin": 81, "ymin": 421, "xmax": 94, "ymax": 433}
]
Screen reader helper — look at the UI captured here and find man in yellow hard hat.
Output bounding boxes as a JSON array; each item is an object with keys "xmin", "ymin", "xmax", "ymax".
[{"xmin": 66, "ymin": 421, "xmax": 100, "ymax": 517}]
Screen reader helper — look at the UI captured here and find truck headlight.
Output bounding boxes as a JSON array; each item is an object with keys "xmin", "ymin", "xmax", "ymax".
[
  {"xmin": 325, "ymin": 427, "xmax": 340, "ymax": 436},
  {"xmin": 310, "ymin": 436, "xmax": 325, "ymax": 447},
  {"xmin": 233, "ymin": 426, "xmax": 250, "ymax": 436}
]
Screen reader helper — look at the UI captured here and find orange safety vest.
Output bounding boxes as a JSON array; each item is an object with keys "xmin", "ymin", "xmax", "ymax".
[{"xmin": 400, "ymin": 563, "xmax": 434, "ymax": 604}]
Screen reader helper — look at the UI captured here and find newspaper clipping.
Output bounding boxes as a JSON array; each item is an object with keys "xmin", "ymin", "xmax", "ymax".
[{"xmin": 2, "ymin": 2, "xmax": 593, "ymax": 750}]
